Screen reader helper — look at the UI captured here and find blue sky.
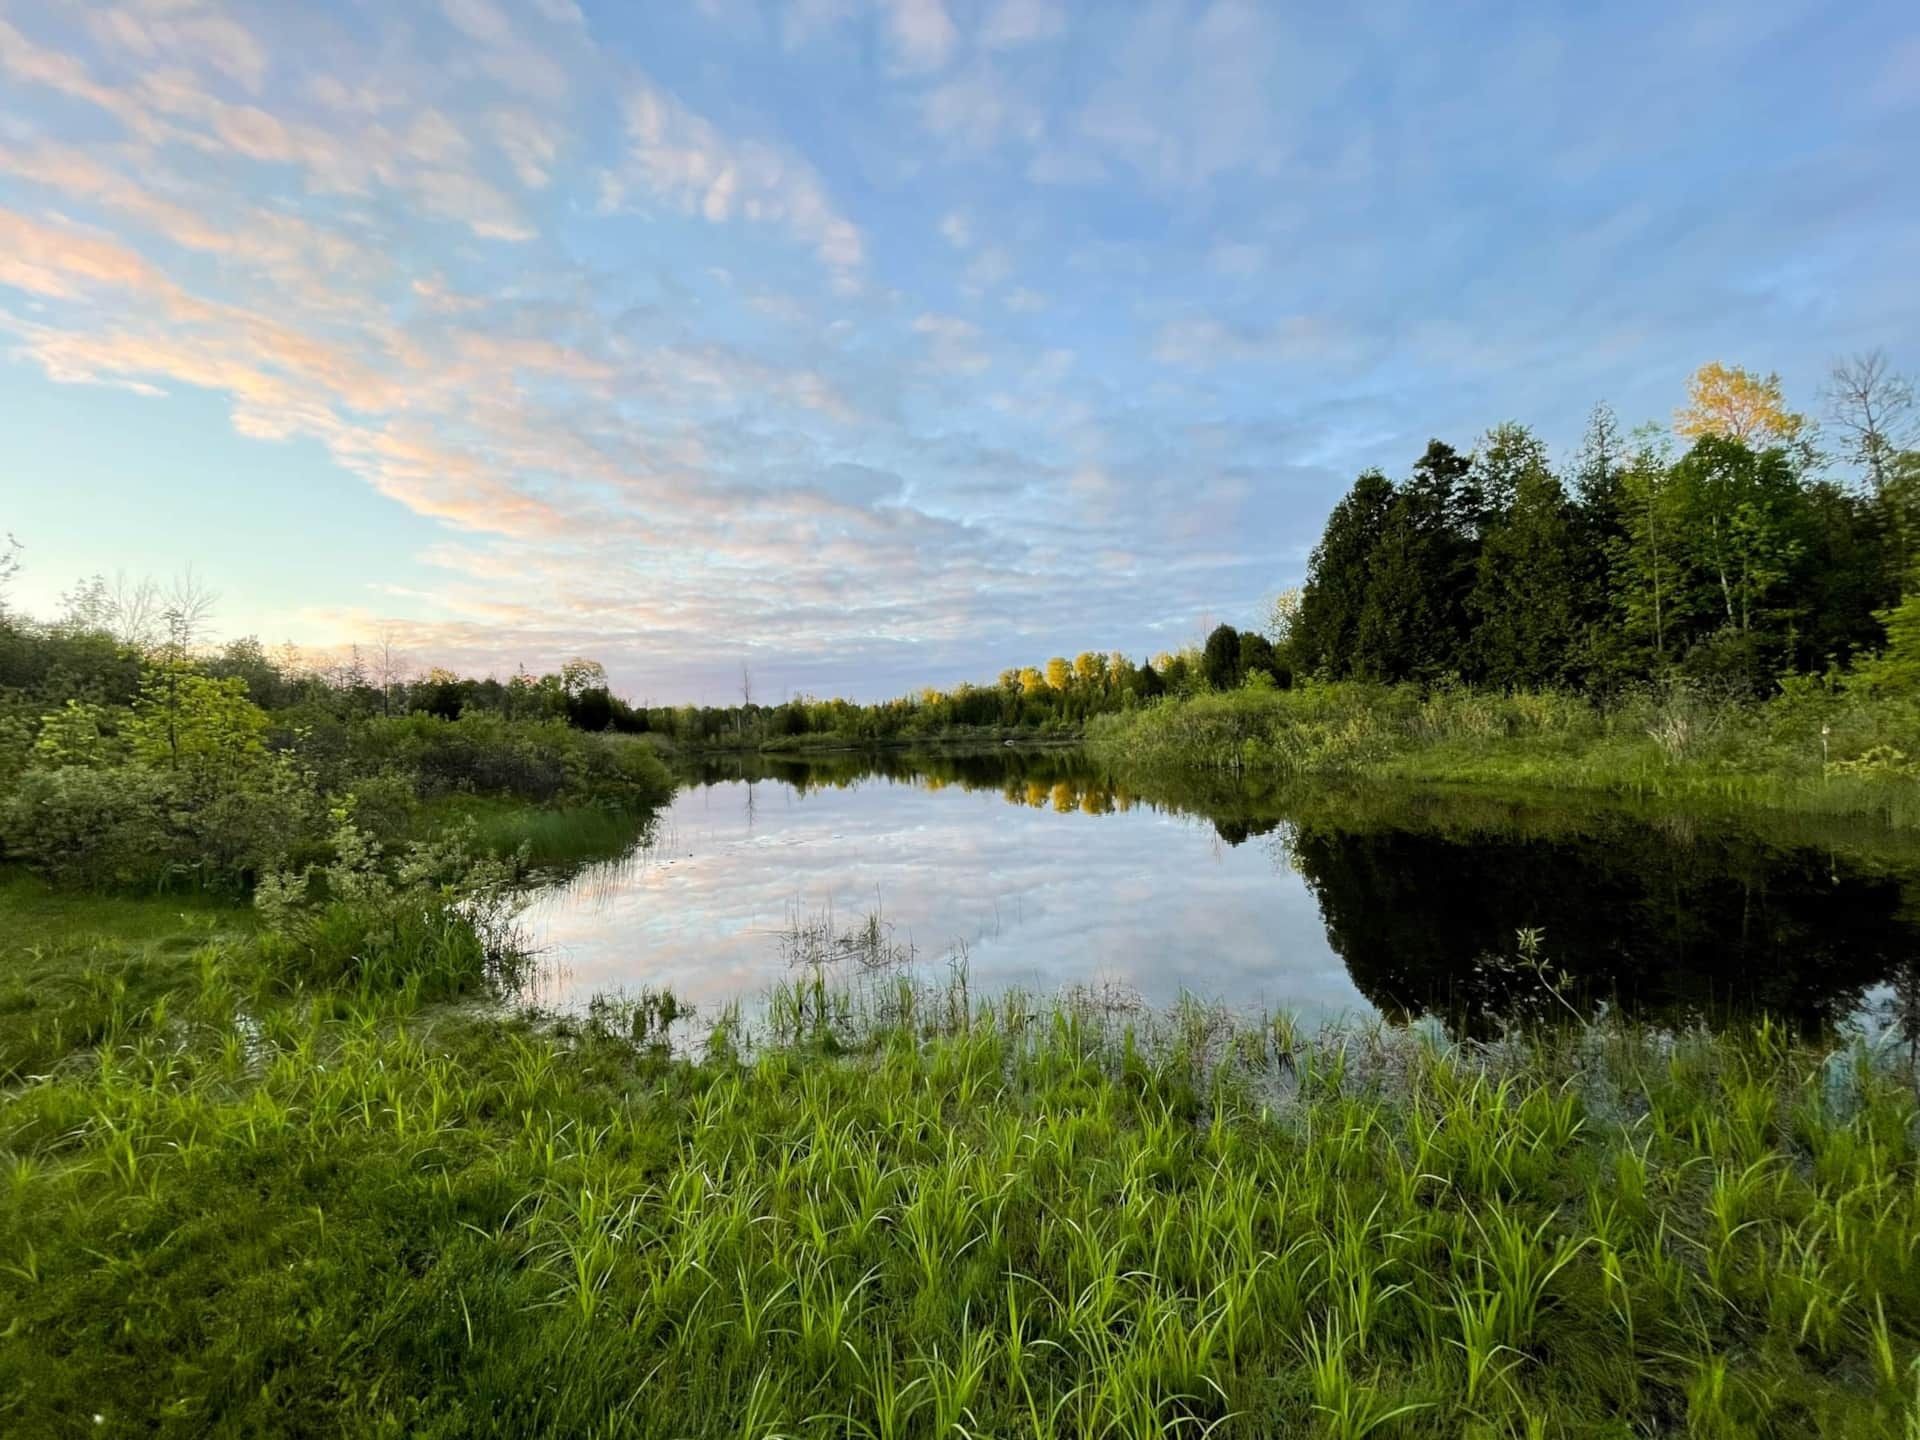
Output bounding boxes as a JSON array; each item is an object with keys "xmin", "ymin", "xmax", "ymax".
[{"xmin": 1, "ymin": 0, "xmax": 1915, "ymax": 702}]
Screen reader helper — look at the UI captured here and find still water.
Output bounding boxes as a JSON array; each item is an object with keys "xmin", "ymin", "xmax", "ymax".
[{"xmin": 516, "ymin": 749, "xmax": 1920, "ymax": 1032}]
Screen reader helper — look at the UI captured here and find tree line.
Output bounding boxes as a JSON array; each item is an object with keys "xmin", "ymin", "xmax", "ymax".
[{"xmin": 1289, "ymin": 359, "xmax": 1920, "ymax": 693}]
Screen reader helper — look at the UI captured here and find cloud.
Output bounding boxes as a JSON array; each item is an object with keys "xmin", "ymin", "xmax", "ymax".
[
  {"xmin": 490, "ymin": 108, "xmax": 565, "ymax": 188},
  {"xmin": 962, "ymin": 246, "xmax": 1014, "ymax": 296},
  {"xmin": 0, "ymin": 209, "xmax": 174, "ymax": 303},
  {"xmin": 938, "ymin": 209, "xmax": 973, "ymax": 248},
  {"xmin": 440, "ymin": 0, "xmax": 517, "ymax": 48},
  {"xmin": 1071, "ymin": 0, "xmax": 1343, "ymax": 189},
  {"xmin": 878, "ymin": 0, "xmax": 957, "ymax": 73},
  {"xmin": 608, "ymin": 78, "xmax": 865, "ymax": 286},
  {"xmin": 1152, "ymin": 314, "xmax": 1351, "ymax": 369},
  {"xmin": 914, "ymin": 312, "xmax": 990, "ymax": 375},
  {"xmin": 0, "ymin": 17, "xmax": 166, "ymax": 140},
  {"xmin": 920, "ymin": 62, "xmax": 1044, "ymax": 150},
  {"xmin": 979, "ymin": 0, "xmax": 1067, "ymax": 49},
  {"xmin": 82, "ymin": 2, "xmax": 271, "ymax": 94}
]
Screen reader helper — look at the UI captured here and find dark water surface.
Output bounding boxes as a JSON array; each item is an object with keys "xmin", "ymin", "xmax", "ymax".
[{"xmin": 516, "ymin": 749, "xmax": 1920, "ymax": 1032}]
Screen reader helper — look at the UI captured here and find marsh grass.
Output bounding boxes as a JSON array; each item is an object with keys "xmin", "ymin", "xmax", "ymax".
[
  {"xmin": 4, "ymin": 891, "xmax": 1920, "ymax": 1436},
  {"xmin": 409, "ymin": 795, "xmax": 656, "ymax": 871},
  {"xmin": 1087, "ymin": 682, "xmax": 1920, "ymax": 828}
]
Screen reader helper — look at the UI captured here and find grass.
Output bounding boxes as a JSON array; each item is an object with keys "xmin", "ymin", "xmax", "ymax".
[
  {"xmin": 1087, "ymin": 682, "xmax": 1920, "ymax": 828},
  {"xmin": 407, "ymin": 794, "xmax": 656, "ymax": 871},
  {"xmin": 5, "ymin": 879, "xmax": 1920, "ymax": 1437}
]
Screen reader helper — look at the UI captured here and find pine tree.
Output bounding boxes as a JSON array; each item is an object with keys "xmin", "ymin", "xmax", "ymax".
[
  {"xmin": 1292, "ymin": 470, "xmax": 1395, "ymax": 676},
  {"xmin": 1469, "ymin": 460, "xmax": 1580, "ymax": 688},
  {"xmin": 1354, "ymin": 441, "xmax": 1476, "ymax": 681}
]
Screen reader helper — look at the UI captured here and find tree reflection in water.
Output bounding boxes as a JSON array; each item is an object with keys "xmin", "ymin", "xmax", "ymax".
[{"xmin": 689, "ymin": 747, "xmax": 1920, "ymax": 1035}]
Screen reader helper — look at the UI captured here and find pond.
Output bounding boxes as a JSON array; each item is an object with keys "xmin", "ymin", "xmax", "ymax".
[{"xmin": 515, "ymin": 748, "xmax": 1920, "ymax": 1034}]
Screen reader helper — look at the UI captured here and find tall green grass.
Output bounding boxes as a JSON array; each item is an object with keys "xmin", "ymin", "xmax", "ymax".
[
  {"xmin": 5, "ymin": 891, "xmax": 1920, "ymax": 1436},
  {"xmin": 1087, "ymin": 681, "xmax": 1920, "ymax": 827}
]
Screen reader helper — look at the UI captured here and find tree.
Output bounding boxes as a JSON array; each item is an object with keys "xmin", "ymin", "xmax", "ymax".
[
  {"xmin": 1567, "ymin": 403, "xmax": 1634, "ymax": 686},
  {"xmin": 1293, "ymin": 470, "xmax": 1395, "ymax": 676},
  {"xmin": 1462, "ymin": 422, "xmax": 1549, "ymax": 537},
  {"xmin": 1642, "ymin": 435, "xmax": 1810, "ymax": 685},
  {"xmin": 371, "ymin": 627, "xmax": 409, "ymax": 717},
  {"xmin": 127, "ymin": 666, "xmax": 268, "ymax": 771},
  {"xmin": 1852, "ymin": 590, "xmax": 1920, "ymax": 695},
  {"xmin": 1196, "ymin": 625, "xmax": 1238, "ymax": 690},
  {"xmin": 1796, "ymin": 480, "xmax": 1897, "ymax": 669},
  {"xmin": 1072, "ymin": 651, "xmax": 1108, "ymax": 689},
  {"xmin": 1263, "ymin": 587, "xmax": 1300, "ymax": 650},
  {"xmin": 1237, "ymin": 630, "xmax": 1281, "ymax": 686},
  {"xmin": 1044, "ymin": 656, "xmax": 1072, "ymax": 690},
  {"xmin": 1825, "ymin": 350, "xmax": 1914, "ymax": 495},
  {"xmin": 1883, "ymin": 450, "xmax": 1920, "ymax": 580},
  {"xmin": 1354, "ymin": 441, "xmax": 1475, "ymax": 682},
  {"xmin": 0, "ymin": 531, "xmax": 20, "ymax": 620},
  {"xmin": 1675, "ymin": 362, "xmax": 1806, "ymax": 450},
  {"xmin": 1468, "ymin": 457, "xmax": 1580, "ymax": 687},
  {"xmin": 561, "ymin": 657, "xmax": 609, "ymax": 698},
  {"xmin": 61, "ymin": 571, "xmax": 160, "ymax": 648}
]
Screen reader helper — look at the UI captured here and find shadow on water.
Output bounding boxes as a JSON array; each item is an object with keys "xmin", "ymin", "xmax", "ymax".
[{"xmin": 558, "ymin": 747, "xmax": 1920, "ymax": 1036}]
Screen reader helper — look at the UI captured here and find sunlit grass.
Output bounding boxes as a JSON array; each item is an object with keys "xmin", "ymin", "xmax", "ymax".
[{"xmin": 5, "ymin": 892, "xmax": 1920, "ymax": 1436}]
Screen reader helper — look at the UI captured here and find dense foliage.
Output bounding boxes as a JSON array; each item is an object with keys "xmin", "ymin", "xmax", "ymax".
[
  {"xmin": 1291, "ymin": 365, "xmax": 1920, "ymax": 694},
  {"xmin": 0, "ymin": 603, "xmax": 670, "ymax": 893}
]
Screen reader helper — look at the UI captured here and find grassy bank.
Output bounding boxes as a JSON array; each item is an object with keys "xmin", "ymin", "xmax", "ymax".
[
  {"xmin": 1086, "ymin": 682, "xmax": 1920, "ymax": 827},
  {"xmin": 5, "ymin": 878, "xmax": 1920, "ymax": 1436}
]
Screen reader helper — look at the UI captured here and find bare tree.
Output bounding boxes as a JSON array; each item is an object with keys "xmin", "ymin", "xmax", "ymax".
[
  {"xmin": 370, "ymin": 626, "xmax": 410, "ymax": 716},
  {"xmin": 740, "ymin": 662, "xmax": 754, "ymax": 708},
  {"xmin": 0, "ymin": 531, "xmax": 20, "ymax": 620},
  {"xmin": 163, "ymin": 567, "xmax": 218, "ymax": 652},
  {"xmin": 1825, "ymin": 350, "xmax": 1915, "ymax": 492},
  {"xmin": 71, "ymin": 572, "xmax": 161, "ymax": 648}
]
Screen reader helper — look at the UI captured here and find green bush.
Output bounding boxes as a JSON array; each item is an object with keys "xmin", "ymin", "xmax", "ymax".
[
  {"xmin": 0, "ymin": 766, "xmax": 177, "ymax": 888},
  {"xmin": 350, "ymin": 713, "xmax": 671, "ymax": 806}
]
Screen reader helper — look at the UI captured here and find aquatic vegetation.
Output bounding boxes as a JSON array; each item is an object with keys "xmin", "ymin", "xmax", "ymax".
[{"xmin": 4, "ymin": 891, "xmax": 1920, "ymax": 1436}]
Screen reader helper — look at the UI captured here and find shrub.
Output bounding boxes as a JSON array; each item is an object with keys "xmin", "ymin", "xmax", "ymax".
[
  {"xmin": 255, "ymin": 818, "xmax": 525, "ymax": 998},
  {"xmin": 350, "ymin": 713, "xmax": 671, "ymax": 806},
  {"xmin": 0, "ymin": 766, "xmax": 177, "ymax": 888}
]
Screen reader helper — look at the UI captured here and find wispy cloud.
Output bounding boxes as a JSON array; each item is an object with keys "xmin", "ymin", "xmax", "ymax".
[{"xmin": 605, "ymin": 77, "xmax": 865, "ymax": 287}]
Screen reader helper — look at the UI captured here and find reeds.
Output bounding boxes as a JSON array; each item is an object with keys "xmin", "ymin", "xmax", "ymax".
[{"xmin": 4, "ymin": 907, "xmax": 1920, "ymax": 1436}]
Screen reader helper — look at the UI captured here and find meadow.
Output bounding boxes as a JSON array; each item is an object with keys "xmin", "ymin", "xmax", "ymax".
[{"xmin": 4, "ymin": 865, "xmax": 1920, "ymax": 1438}]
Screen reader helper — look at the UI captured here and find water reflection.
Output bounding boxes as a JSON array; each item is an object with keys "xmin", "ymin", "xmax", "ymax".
[{"xmin": 517, "ymin": 748, "xmax": 1920, "ymax": 1033}]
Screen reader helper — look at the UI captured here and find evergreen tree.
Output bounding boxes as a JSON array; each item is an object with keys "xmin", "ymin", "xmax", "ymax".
[
  {"xmin": 1354, "ymin": 441, "xmax": 1475, "ymax": 681},
  {"xmin": 1293, "ymin": 470, "xmax": 1395, "ymax": 676},
  {"xmin": 1201, "ymin": 624, "xmax": 1241, "ymax": 690},
  {"xmin": 1567, "ymin": 404, "xmax": 1634, "ymax": 687},
  {"xmin": 1468, "ymin": 458, "xmax": 1580, "ymax": 688},
  {"xmin": 1795, "ymin": 481, "xmax": 1898, "ymax": 670}
]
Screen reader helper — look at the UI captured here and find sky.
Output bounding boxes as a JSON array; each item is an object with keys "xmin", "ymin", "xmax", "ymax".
[{"xmin": 1, "ymin": 0, "xmax": 1916, "ymax": 703}]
